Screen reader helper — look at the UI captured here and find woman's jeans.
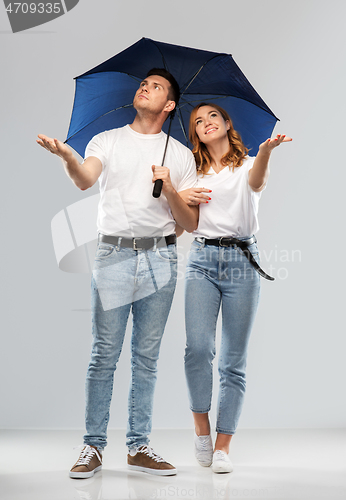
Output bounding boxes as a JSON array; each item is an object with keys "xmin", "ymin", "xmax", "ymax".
[
  {"xmin": 184, "ymin": 238, "xmax": 260, "ymax": 435},
  {"xmin": 83, "ymin": 240, "xmax": 177, "ymax": 450}
]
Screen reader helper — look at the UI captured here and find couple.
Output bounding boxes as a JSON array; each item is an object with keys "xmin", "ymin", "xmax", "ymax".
[{"xmin": 37, "ymin": 68, "xmax": 290, "ymax": 477}]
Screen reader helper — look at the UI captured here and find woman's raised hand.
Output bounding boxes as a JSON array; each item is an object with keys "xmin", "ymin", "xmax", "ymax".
[
  {"xmin": 259, "ymin": 134, "xmax": 292, "ymax": 153},
  {"xmin": 179, "ymin": 187, "xmax": 212, "ymax": 206}
]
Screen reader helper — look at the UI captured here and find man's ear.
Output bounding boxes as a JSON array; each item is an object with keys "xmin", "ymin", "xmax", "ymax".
[{"xmin": 165, "ymin": 100, "xmax": 176, "ymax": 113}]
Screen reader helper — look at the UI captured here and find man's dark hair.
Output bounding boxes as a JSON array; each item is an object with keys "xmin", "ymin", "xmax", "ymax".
[{"xmin": 146, "ymin": 68, "xmax": 180, "ymax": 108}]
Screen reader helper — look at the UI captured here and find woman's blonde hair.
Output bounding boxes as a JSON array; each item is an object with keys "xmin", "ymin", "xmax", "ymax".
[{"xmin": 189, "ymin": 103, "xmax": 249, "ymax": 175}]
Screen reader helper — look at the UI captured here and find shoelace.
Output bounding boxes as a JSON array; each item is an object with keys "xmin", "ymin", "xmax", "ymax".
[
  {"xmin": 213, "ymin": 450, "xmax": 228, "ymax": 461},
  {"xmin": 137, "ymin": 445, "xmax": 166, "ymax": 463},
  {"xmin": 198, "ymin": 436, "xmax": 211, "ymax": 451},
  {"xmin": 75, "ymin": 445, "xmax": 101, "ymax": 466}
]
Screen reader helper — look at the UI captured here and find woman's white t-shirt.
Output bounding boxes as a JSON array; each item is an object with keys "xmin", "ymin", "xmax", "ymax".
[{"xmin": 193, "ymin": 157, "xmax": 263, "ymax": 239}]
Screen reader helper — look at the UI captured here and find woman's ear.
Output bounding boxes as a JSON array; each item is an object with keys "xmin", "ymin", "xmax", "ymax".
[{"xmin": 225, "ymin": 120, "xmax": 231, "ymax": 131}]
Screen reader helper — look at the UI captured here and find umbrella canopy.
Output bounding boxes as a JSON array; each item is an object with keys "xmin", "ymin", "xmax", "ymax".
[{"xmin": 65, "ymin": 37, "xmax": 278, "ymax": 157}]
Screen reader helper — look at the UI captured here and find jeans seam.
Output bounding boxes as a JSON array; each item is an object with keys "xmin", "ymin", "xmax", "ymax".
[{"xmin": 144, "ymin": 250, "xmax": 158, "ymax": 292}]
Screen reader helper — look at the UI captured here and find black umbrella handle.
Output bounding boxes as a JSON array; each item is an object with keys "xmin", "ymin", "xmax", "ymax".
[
  {"xmin": 152, "ymin": 114, "xmax": 174, "ymax": 198},
  {"xmin": 152, "ymin": 179, "xmax": 163, "ymax": 198}
]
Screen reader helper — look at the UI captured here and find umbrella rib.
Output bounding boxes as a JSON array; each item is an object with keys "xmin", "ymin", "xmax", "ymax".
[
  {"xmin": 179, "ymin": 54, "xmax": 278, "ymax": 120},
  {"xmin": 126, "ymin": 74, "xmax": 142, "ymax": 83},
  {"xmin": 176, "ymin": 107, "xmax": 189, "ymax": 145},
  {"xmin": 180, "ymin": 54, "xmax": 225, "ymax": 97},
  {"xmin": 66, "ymin": 104, "xmax": 133, "ymax": 142},
  {"xmin": 181, "ymin": 65, "xmax": 205, "ymax": 96},
  {"xmin": 149, "ymin": 39, "xmax": 168, "ymax": 70}
]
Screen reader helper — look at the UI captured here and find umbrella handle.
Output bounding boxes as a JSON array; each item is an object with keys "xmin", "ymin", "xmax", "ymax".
[
  {"xmin": 152, "ymin": 113, "xmax": 174, "ymax": 198},
  {"xmin": 152, "ymin": 179, "xmax": 163, "ymax": 198}
]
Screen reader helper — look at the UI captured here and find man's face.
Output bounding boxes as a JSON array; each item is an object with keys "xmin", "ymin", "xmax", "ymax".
[{"xmin": 133, "ymin": 75, "xmax": 174, "ymax": 115}]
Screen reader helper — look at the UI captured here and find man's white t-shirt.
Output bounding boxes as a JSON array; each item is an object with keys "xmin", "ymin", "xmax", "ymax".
[
  {"xmin": 193, "ymin": 157, "xmax": 263, "ymax": 239},
  {"xmin": 85, "ymin": 125, "xmax": 197, "ymax": 237}
]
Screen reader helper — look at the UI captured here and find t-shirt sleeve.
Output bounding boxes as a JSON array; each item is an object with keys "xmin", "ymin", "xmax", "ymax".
[
  {"xmin": 84, "ymin": 132, "xmax": 107, "ymax": 168},
  {"xmin": 177, "ymin": 150, "xmax": 198, "ymax": 191}
]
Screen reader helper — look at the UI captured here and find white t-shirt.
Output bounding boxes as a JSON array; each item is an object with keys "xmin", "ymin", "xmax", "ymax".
[
  {"xmin": 193, "ymin": 157, "xmax": 263, "ymax": 239},
  {"xmin": 85, "ymin": 125, "xmax": 197, "ymax": 237}
]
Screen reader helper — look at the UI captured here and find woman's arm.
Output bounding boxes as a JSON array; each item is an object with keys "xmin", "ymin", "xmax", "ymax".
[{"xmin": 248, "ymin": 134, "xmax": 292, "ymax": 192}]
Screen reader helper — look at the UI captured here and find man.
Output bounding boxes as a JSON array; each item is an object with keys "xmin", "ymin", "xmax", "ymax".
[{"xmin": 37, "ymin": 68, "xmax": 198, "ymax": 477}]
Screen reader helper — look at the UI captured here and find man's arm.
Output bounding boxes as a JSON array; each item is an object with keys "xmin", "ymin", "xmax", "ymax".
[
  {"xmin": 151, "ymin": 165, "xmax": 198, "ymax": 233},
  {"xmin": 175, "ymin": 224, "xmax": 185, "ymax": 237},
  {"xmin": 37, "ymin": 134, "xmax": 102, "ymax": 190}
]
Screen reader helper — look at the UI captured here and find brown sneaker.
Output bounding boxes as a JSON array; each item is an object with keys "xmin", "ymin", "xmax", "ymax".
[
  {"xmin": 69, "ymin": 445, "xmax": 102, "ymax": 479},
  {"xmin": 127, "ymin": 445, "xmax": 177, "ymax": 476}
]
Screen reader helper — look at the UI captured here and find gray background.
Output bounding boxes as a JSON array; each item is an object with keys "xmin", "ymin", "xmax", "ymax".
[{"xmin": 1, "ymin": 0, "xmax": 345, "ymax": 431}]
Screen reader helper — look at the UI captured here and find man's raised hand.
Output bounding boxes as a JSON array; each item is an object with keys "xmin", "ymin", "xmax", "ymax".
[
  {"xmin": 37, "ymin": 134, "xmax": 74, "ymax": 162},
  {"xmin": 36, "ymin": 134, "xmax": 102, "ymax": 190}
]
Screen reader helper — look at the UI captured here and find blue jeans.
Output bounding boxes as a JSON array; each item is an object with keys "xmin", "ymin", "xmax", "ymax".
[
  {"xmin": 83, "ymin": 239, "xmax": 177, "ymax": 450},
  {"xmin": 184, "ymin": 238, "xmax": 261, "ymax": 435}
]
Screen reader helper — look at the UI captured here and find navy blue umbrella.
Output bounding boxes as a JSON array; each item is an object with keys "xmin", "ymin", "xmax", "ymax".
[{"xmin": 65, "ymin": 37, "xmax": 278, "ymax": 158}]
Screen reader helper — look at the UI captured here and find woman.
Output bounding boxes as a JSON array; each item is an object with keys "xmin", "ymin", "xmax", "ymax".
[{"xmin": 180, "ymin": 103, "xmax": 291, "ymax": 473}]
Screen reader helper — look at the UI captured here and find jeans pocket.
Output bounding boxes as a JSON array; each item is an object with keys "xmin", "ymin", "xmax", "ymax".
[
  {"xmin": 156, "ymin": 244, "xmax": 178, "ymax": 262},
  {"xmin": 190, "ymin": 240, "xmax": 204, "ymax": 253},
  {"xmin": 96, "ymin": 243, "xmax": 116, "ymax": 259}
]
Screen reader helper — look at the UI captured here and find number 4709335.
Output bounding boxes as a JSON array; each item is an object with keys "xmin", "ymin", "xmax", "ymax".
[{"xmin": 5, "ymin": 3, "xmax": 62, "ymax": 14}]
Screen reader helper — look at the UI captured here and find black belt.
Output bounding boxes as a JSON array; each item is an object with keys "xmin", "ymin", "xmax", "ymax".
[
  {"xmin": 198, "ymin": 235, "xmax": 274, "ymax": 281},
  {"xmin": 99, "ymin": 233, "xmax": 176, "ymax": 251}
]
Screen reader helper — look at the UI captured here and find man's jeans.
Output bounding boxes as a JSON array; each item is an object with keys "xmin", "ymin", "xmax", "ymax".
[
  {"xmin": 184, "ymin": 238, "xmax": 260, "ymax": 435},
  {"xmin": 83, "ymin": 240, "xmax": 177, "ymax": 450}
]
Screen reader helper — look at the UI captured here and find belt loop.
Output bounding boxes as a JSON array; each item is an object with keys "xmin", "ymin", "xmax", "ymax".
[
  {"xmin": 195, "ymin": 237, "xmax": 205, "ymax": 248},
  {"xmin": 116, "ymin": 237, "xmax": 122, "ymax": 251},
  {"xmin": 153, "ymin": 237, "xmax": 157, "ymax": 251}
]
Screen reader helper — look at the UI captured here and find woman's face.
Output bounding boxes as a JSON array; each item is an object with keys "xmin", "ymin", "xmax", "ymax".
[{"xmin": 194, "ymin": 106, "xmax": 230, "ymax": 145}]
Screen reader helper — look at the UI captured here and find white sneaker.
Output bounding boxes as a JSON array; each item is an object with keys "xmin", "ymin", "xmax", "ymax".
[
  {"xmin": 194, "ymin": 432, "xmax": 213, "ymax": 467},
  {"xmin": 211, "ymin": 450, "xmax": 233, "ymax": 473}
]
